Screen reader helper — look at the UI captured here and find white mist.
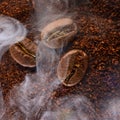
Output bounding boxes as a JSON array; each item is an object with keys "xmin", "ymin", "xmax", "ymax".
[
  {"xmin": 0, "ymin": 1, "xmax": 119, "ymax": 120},
  {"xmin": 0, "ymin": 15, "xmax": 27, "ymax": 59}
]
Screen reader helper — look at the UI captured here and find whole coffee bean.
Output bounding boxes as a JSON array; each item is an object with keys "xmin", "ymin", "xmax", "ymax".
[
  {"xmin": 10, "ymin": 38, "xmax": 37, "ymax": 67},
  {"xmin": 41, "ymin": 18, "xmax": 77, "ymax": 49},
  {"xmin": 57, "ymin": 49, "xmax": 88, "ymax": 87}
]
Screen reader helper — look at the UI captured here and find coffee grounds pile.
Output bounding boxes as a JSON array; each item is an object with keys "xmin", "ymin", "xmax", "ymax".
[
  {"xmin": 0, "ymin": 0, "xmax": 33, "ymax": 22},
  {"xmin": 90, "ymin": 0, "xmax": 120, "ymax": 21},
  {"xmin": 0, "ymin": 0, "xmax": 120, "ymax": 113}
]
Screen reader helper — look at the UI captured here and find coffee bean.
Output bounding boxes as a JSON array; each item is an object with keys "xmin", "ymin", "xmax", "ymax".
[
  {"xmin": 9, "ymin": 38, "xmax": 37, "ymax": 67},
  {"xmin": 57, "ymin": 49, "xmax": 88, "ymax": 87},
  {"xmin": 41, "ymin": 18, "xmax": 78, "ymax": 49}
]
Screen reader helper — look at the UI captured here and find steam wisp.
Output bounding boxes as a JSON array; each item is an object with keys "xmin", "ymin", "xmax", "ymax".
[
  {"xmin": 41, "ymin": 95, "xmax": 96, "ymax": 120},
  {"xmin": 9, "ymin": 42, "xmax": 61, "ymax": 119},
  {"xmin": 0, "ymin": 88, "xmax": 5, "ymax": 120},
  {"xmin": 0, "ymin": 0, "xmax": 119, "ymax": 120},
  {"xmin": 0, "ymin": 15, "xmax": 27, "ymax": 59}
]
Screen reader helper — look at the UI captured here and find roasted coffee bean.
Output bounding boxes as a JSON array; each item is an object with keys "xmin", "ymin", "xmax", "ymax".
[
  {"xmin": 41, "ymin": 18, "xmax": 78, "ymax": 49},
  {"xmin": 10, "ymin": 38, "xmax": 37, "ymax": 67},
  {"xmin": 57, "ymin": 49, "xmax": 88, "ymax": 87}
]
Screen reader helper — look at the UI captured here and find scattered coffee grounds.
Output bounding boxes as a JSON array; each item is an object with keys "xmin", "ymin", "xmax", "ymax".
[
  {"xmin": 90, "ymin": 0, "xmax": 120, "ymax": 21},
  {"xmin": 0, "ymin": 0, "xmax": 119, "ymax": 117},
  {"xmin": 0, "ymin": 0, "xmax": 34, "ymax": 22}
]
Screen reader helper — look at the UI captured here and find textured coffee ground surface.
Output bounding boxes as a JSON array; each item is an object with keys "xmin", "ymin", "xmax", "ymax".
[{"xmin": 0, "ymin": 0, "xmax": 120, "ymax": 115}]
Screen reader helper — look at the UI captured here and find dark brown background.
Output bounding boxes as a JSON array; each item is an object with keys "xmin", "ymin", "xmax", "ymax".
[{"xmin": 0, "ymin": 0, "xmax": 120, "ymax": 112}]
